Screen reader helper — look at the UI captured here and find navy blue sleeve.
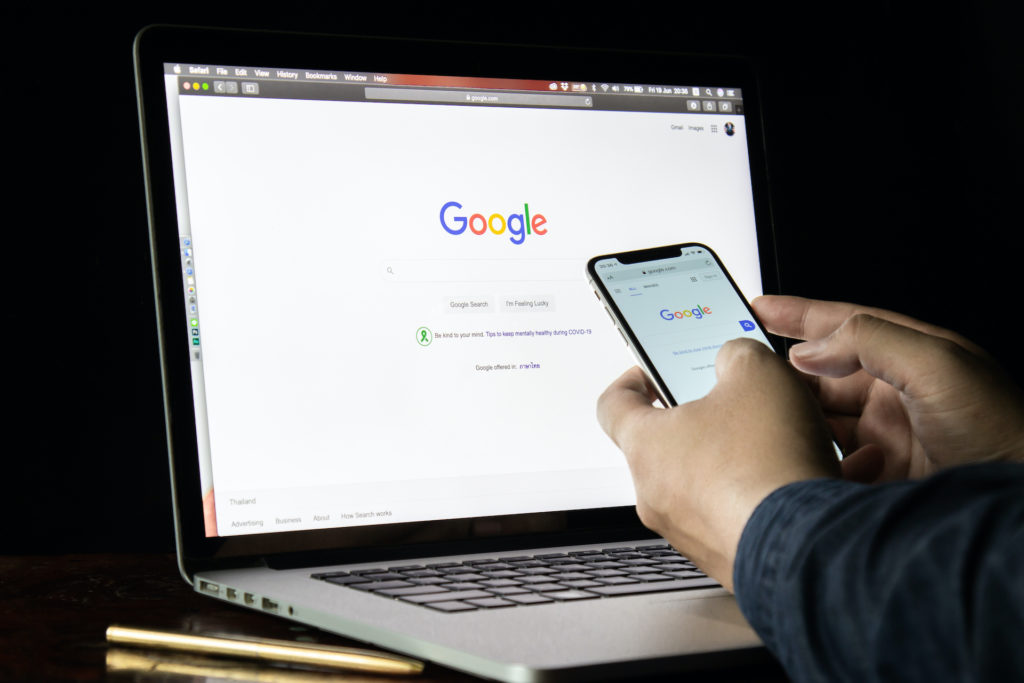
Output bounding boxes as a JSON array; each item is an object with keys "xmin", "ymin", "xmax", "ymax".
[{"xmin": 733, "ymin": 462, "xmax": 1024, "ymax": 682}]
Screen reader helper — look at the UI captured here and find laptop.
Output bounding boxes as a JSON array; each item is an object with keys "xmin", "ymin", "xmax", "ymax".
[{"xmin": 134, "ymin": 25, "xmax": 780, "ymax": 680}]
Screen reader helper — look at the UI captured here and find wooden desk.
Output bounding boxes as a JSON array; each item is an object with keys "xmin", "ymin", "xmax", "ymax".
[{"xmin": 0, "ymin": 554, "xmax": 786, "ymax": 682}]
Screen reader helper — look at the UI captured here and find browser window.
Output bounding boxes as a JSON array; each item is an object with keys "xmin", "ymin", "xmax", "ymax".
[{"xmin": 163, "ymin": 65, "xmax": 760, "ymax": 536}]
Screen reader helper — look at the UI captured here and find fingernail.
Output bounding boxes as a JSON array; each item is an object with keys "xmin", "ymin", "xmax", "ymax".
[{"xmin": 790, "ymin": 338, "xmax": 826, "ymax": 359}]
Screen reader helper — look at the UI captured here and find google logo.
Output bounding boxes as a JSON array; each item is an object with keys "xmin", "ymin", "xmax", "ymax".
[
  {"xmin": 440, "ymin": 201, "xmax": 548, "ymax": 246},
  {"xmin": 660, "ymin": 305, "xmax": 712, "ymax": 320}
]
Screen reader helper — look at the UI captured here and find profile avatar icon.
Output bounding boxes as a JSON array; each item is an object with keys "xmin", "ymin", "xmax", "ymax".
[{"xmin": 724, "ymin": 122, "xmax": 735, "ymax": 136}]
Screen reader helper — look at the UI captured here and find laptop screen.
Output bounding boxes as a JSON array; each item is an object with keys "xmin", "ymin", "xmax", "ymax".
[{"xmin": 158, "ymin": 59, "xmax": 763, "ymax": 539}]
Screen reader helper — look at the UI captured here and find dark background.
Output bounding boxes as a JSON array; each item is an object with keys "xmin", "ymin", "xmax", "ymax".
[{"xmin": 7, "ymin": 3, "xmax": 1021, "ymax": 554}]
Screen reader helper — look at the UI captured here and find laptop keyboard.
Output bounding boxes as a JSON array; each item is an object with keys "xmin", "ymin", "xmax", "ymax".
[{"xmin": 311, "ymin": 544, "xmax": 718, "ymax": 612}]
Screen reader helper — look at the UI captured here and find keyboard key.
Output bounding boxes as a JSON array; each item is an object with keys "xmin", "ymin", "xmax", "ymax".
[
  {"xmin": 586, "ymin": 569, "xmax": 627, "ymax": 577},
  {"xmin": 522, "ymin": 583, "xmax": 567, "ymax": 592},
  {"xmin": 594, "ymin": 576, "xmax": 639, "ymax": 585},
  {"xmin": 506, "ymin": 560, "xmax": 546, "ymax": 568},
  {"xmin": 652, "ymin": 562, "xmax": 689, "ymax": 571},
  {"xmin": 586, "ymin": 561, "xmax": 625, "ymax": 569},
  {"xmin": 443, "ymin": 572, "xmax": 487, "ymax": 581},
  {"xmin": 539, "ymin": 590, "xmax": 599, "ymax": 601},
  {"xmin": 586, "ymin": 577, "xmax": 719, "ymax": 596},
  {"xmin": 320, "ymin": 574, "xmax": 371, "ymax": 585},
  {"xmin": 352, "ymin": 580, "xmax": 415, "ymax": 592},
  {"xmin": 513, "ymin": 575, "xmax": 556, "ymax": 584},
  {"xmin": 424, "ymin": 600, "xmax": 478, "ymax": 612},
  {"xmin": 402, "ymin": 590, "xmax": 493, "ymax": 604},
  {"xmin": 666, "ymin": 570, "xmax": 707, "ymax": 579},
  {"xmin": 480, "ymin": 578, "xmax": 522, "ymax": 588},
  {"xmin": 403, "ymin": 569, "xmax": 443, "ymax": 578},
  {"xmin": 543, "ymin": 557, "xmax": 580, "ymax": 566},
  {"xmin": 376, "ymin": 585, "xmax": 449, "ymax": 597},
  {"xmin": 484, "ymin": 585, "xmax": 530, "ymax": 595},
  {"xmin": 441, "ymin": 582, "xmax": 484, "ymax": 591},
  {"xmin": 561, "ymin": 579, "xmax": 602, "ymax": 589},
  {"xmin": 408, "ymin": 577, "xmax": 449, "ymax": 585},
  {"xmin": 506, "ymin": 593, "xmax": 554, "ymax": 605},
  {"xmin": 359, "ymin": 572, "xmax": 407, "ymax": 581},
  {"xmin": 466, "ymin": 597, "xmax": 517, "ymax": 608}
]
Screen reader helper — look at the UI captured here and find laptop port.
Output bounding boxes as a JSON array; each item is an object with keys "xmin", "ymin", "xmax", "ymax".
[
  {"xmin": 226, "ymin": 587, "xmax": 237, "ymax": 600},
  {"xmin": 243, "ymin": 593, "xmax": 256, "ymax": 606},
  {"xmin": 262, "ymin": 597, "xmax": 279, "ymax": 613},
  {"xmin": 198, "ymin": 580, "xmax": 220, "ymax": 596}
]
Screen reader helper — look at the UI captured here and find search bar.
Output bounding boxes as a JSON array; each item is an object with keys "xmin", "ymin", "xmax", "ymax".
[
  {"xmin": 365, "ymin": 87, "xmax": 593, "ymax": 108},
  {"xmin": 601, "ymin": 259, "xmax": 715, "ymax": 283},
  {"xmin": 382, "ymin": 259, "xmax": 582, "ymax": 283}
]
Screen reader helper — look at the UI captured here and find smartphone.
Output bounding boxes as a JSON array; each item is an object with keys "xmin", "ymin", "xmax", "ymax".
[{"xmin": 587, "ymin": 243, "xmax": 777, "ymax": 407}]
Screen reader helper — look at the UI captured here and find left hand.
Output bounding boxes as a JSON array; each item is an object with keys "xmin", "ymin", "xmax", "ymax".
[{"xmin": 597, "ymin": 338, "xmax": 839, "ymax": 590}]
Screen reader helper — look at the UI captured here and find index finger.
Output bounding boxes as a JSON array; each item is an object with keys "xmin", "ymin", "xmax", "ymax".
[{"xmin": 752, "ymin": 295, "xmax": 980, "ymax": 352}]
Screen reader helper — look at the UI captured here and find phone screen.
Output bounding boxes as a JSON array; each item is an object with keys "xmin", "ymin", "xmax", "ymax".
[{"xmin": 590, "ymin": 244, "xmax": 774, "ymax": 406}]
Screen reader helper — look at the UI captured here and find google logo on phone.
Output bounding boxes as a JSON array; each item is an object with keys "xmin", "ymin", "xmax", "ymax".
[
  {"xmin": 660, "ymin": 306, "xmax": 712, "ymax": 320},
  {"xmin": 440, "ymin": 201, "xmax": 548, "ymax": 246}
]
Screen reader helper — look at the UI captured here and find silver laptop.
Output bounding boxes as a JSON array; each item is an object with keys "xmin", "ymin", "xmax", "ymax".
[{"xmin": 135, "ymin": 25, "xmax": 779, "ymax": 680}]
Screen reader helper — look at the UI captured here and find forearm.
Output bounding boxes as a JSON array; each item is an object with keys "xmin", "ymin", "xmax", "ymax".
[{"xmin": 734, "ymin": 463, "xmax": 1024, "ymax": 682}]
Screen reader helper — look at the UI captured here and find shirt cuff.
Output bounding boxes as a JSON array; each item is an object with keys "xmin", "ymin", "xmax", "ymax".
[{"xmin": 732, "ymin": 477, "xmax": 864, "ymax": 648}]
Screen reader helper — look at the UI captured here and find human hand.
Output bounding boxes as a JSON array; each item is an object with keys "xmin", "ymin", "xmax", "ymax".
[
  {"xmin": 597, "ymin": 339, "xmax": 839, "ymax": 590},
  {"xmin": 753, "ymin": 295, "xmax": 1024, "ymax": 483}
]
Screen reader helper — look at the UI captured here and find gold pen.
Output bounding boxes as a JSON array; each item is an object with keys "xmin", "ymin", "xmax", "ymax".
[{"xmin": 106, "ymin": 625, "xmax": 425, "ymax": 676}]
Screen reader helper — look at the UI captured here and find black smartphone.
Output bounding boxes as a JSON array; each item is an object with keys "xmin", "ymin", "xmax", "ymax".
[{"xmin": 587, "ymin": 242, "xmax": 777, "ymax": 407}]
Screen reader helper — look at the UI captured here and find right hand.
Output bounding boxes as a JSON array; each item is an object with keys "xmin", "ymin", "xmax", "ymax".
[{"xmin": 752, "ymin": 295, "xmax": 1024, "ymax": 483}]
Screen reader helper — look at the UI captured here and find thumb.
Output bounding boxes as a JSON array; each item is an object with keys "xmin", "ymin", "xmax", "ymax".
[
  {"xmin": 597, "ymin": 366, "xmax": 661, "ymax": 451},
  {"xmin": 788, "ymin": 313, "xmax": 961, "ymax": 394},
  {"xmin": 715, "ymin": 337, "xmax": 792, "ymax": 386}
]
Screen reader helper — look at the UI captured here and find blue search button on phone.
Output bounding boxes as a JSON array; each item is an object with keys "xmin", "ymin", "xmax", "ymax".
[{"xmin": 739, "ymin": 320, "xmax": 756, "ymax": 331}]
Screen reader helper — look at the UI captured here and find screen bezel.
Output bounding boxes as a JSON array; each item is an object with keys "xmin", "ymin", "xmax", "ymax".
[{"xmin": 134, "ymin": 25, "xmax": 780, "ymax": 573}]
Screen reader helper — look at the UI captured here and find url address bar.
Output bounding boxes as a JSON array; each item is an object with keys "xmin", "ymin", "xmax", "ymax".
[{"xmin": 381, "ymin": 258, "xmax": 582, "ymax": 283}]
